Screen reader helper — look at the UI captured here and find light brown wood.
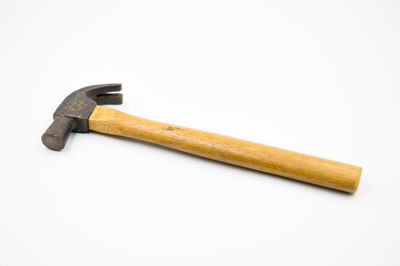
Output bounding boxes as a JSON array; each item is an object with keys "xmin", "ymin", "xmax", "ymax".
[{"xmin": 89, "ymin": 105, "xmax": 362, "ymax": 193}]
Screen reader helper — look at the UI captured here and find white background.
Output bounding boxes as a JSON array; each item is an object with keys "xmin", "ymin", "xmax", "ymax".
[{"xmin": 1, "ymin": 0, "xmax": 400, "ymax": 265}]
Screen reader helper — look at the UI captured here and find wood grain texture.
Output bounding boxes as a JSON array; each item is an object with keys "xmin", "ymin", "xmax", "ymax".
[{"xmin": 89, "ymin": 105, "xmax": 362, "ymax": 193}]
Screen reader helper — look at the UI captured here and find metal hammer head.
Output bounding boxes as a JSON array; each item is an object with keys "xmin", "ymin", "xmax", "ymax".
[{"xmin": 42, "ymin": 84, "xmax": 123, "ymax": 151}]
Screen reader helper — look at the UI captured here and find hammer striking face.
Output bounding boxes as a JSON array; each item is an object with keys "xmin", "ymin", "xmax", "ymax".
[
  {"xmin": 42, "ymin": 84, "xmax": 123, "ymax": 151},
  {"xmin": 42, "ymin": 84, "xmax": 362, "ymax": 193}
]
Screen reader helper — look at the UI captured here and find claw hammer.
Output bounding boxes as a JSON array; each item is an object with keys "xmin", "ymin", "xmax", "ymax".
[{"xmin": 42, "ymin": 84, "xmax": 362, "ymax": 193}]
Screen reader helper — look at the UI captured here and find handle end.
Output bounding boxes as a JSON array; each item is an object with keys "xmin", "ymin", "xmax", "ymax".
[{"xmin": 348, "ymin": 167, "xmax": 362, "ymax": 194}]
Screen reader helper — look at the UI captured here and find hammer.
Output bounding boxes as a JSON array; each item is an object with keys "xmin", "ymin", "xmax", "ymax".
[{"xmin": 42, "ymin": 84, "xmax": 362, "ymax": 193}]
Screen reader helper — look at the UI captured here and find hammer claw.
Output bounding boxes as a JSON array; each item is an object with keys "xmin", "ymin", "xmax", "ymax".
[{"xmin": 84, "ymin": 84, "xmax": 122, "ymax": 105}]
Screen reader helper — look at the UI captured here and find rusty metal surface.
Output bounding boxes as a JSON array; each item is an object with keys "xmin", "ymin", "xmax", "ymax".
[{"xmin": 42, "ymin": 84, "xmax": 122, "ymax": 150}]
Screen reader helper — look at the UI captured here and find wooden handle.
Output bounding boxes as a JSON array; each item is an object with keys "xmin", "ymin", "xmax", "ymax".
[{"xmin": 89, "ymin": 105, "xmax": 362, "ymax": 193}]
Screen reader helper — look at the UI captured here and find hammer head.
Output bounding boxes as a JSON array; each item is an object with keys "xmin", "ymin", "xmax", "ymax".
[{"xmin": 42, "ymin": 84, "xmax": 123, "ymax": 151}]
